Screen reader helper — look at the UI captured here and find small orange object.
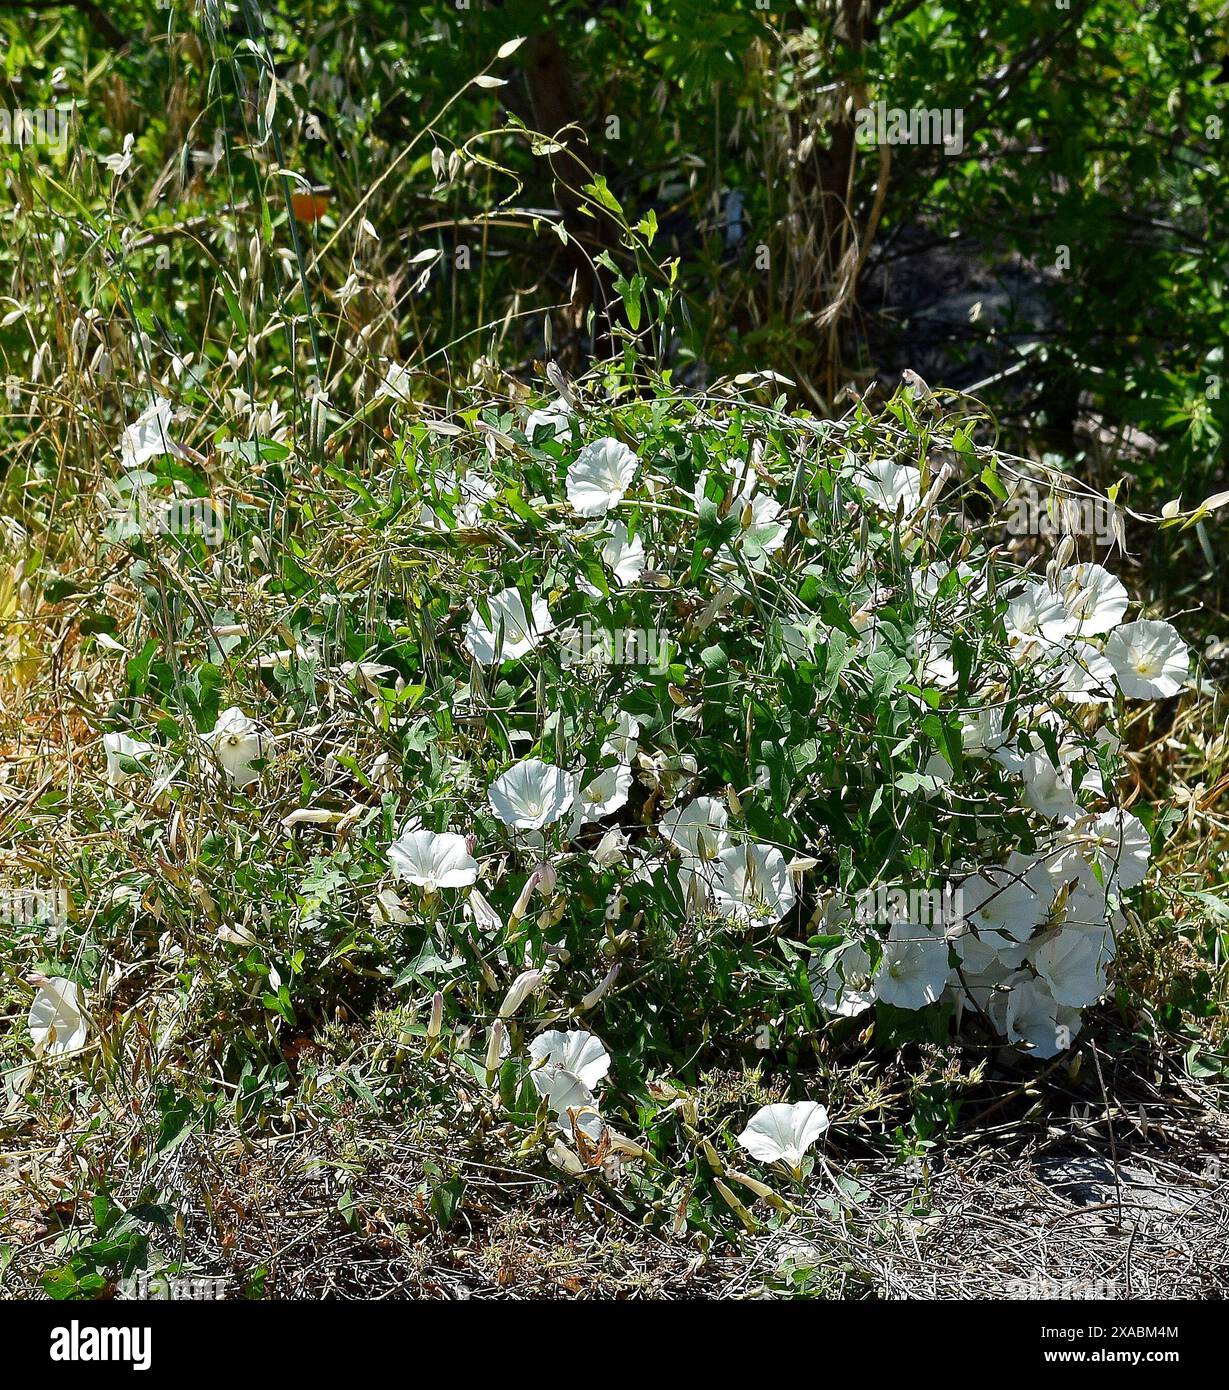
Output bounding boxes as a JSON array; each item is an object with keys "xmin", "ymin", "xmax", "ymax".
[{"xmin": 291, "ymin": 191, "xmax": 331, "ymax": 223}]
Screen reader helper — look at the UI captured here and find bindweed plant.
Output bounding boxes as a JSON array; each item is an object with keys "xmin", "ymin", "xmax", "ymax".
[
  {"xmin": 0, "ymin": 6, "xmax": 1217, "ymax": 1256},
  {"xmin": 7, "ymin": 366, "xmax": 1195, "ymax": 1219}
]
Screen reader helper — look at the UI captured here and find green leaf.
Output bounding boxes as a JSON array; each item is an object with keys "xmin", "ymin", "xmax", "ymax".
[{"xmin": 980, "ymin": 463, "xmax": 1008, "ymax": 502}]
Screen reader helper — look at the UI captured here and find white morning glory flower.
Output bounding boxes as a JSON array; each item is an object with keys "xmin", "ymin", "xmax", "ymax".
[
  {"xmin": 737, "ymin": 1100, "xmax": 830, "ymax": 1172},
  {"xmin": 388, "ymin": 829, "xmax": 478, "ymax": 892},
  {"xmin": 370, "ymin": 886, "xmax": 412, "ymax": 926},
  {"xmin": 98, "ymin": 132, "xmax": 135, "ymax": 177},
  {"xmin": 1031, "ymin": 922, "xmax": 1115, "ymax": 1008},
  {"xmin": 571, "ymin": 763, "xmax": 632, "ymax": 829},
  {"xmin": 1105, "ymin": 620, "xmax": 1189, "ymax": 699},
  {"xmin": 103, "ymin": 732, "xmax": 156, "ymax": 789},
  {"xmin": 1005, "ymin": 581, "xmax": 1077, "ymax": 654},
  {"xmin": 498, "ymin": 967, "xmax": 546, "ymax": 1019},
  {"xmin": 950, "ymin": 932, "xmax": 1012, "ymax": 1013},
  {"xmin": 529, "ymin": 1030, "xmax": 612, "ymax": 1128},
  {"xmin": 376, "ymin": 360, "xmax": 414, "ymax": 403},
  {"xmin": 28, "ymin": 978, "xmax": 89, "ymax": 1057},
  {"xmin": 600, "ymin": 521, "xmax": 647, "ymax": 586},
  {"xmin": 600, "ymin": 710, "xmax": 640, "ymax": 764},
  {"xmin": 959, "ymin": 857, "xmax": 1050, "ymax": 944},
  {"xmin": 1057, "ymin": 640, "xmax": 1116, "ymax": 705},
  {"xmin": 464, "ymin": 587, "xmax": 553, "ymax": 665},
  {"xmin": 566, "ymin": 436, "xmax": 639, "ymax": 516},
  {"xmin": 857, "ymin": 459, "xmax": 921, "ymax": 514},
  {"xmin": 487, "ymin": 758, "xmax": 574, "ymax": 830},
  {"xmin": 912, "ymin": 625, "xmax": 957, "ymax": 688},
  {"xmin": 525, "ymin": 397, "xmax": 572, "ymax": 442},
  {"xmin": 1055, "ymin": 809, "xmax": 1151, "ymax": 892},
  {"xmin": 694, "ymin": 469, "xmax": 788, "ymax": 565},
  {"xmin": 1003, "ymin": 975, "xmax": 1080, "ymax": 1057},
  {"xmin": 809, "ymin": 940, "xmax": 875, "ymax": 1017},
  {"xmin": 711, "ymin": 841, "xmax": 796, "ymax": 925},
  {"xmin": 739, "ymin": 490, "xmax": 788, "ymax": 560},
  {"xmin": 465, "ymin": 888, "xmax": 503, "ymax": 935},
  {"xmin": 593, "ymin": 827, "xmax": 628, "ymax": 866},
  {"xmin": 1017, "ymin": 748, "xmax": 1082, "ymax": 821},
  {"xmin": 119, "ymin": 395, "xmax": 183, "ymax": 468},
  {"xmin": 206, "ymin": 707, "xmax": 268, "ymax": 789},
  {"xmin": 1003, "ymin": 973, "xmax": 1059, "ymax": 1052},
  {"xmin": 528, "ymin": 1028, "xmax": 612, "ymax": 1096},
  {"xmin": 543, "ymin": 1073, "xmax": 600, "ymax": 1129},
  {"xmin": 872, "ymin": 919, "xmax": 952, "ymax": 1010},
  {"xmin": 1058, "ymin": 563, "xmax": 1128, "ymax": 635},
  {"xmin": 660, "ymin": 796, "xmax": 730, "ymax": 863},
  {"xmin": 959, "ymin": 702, "xmax": 1008, "ymax": 757}
]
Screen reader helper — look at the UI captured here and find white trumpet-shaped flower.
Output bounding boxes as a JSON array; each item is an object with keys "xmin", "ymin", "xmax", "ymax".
[
  {"xmin": 465, "ymin": 889, "xmax": 502, "ymax": 936},
  {"xmin": 1105, "ymin": 620, "xmax": 1189, "ymax": 699},
  {"xmin": 119, "ymin": 395, "xmax": 183, "ymax": 468},
  {"xmin": 600, "ymin": 521, "xmax": 647, "ymax": 586},
  {"xmin": 464, "ymin": 587, "xmax": 553, "ymax": 665},
  {"xmin": 98, "ymin": 132, "xmax": 135, "ymax": 177},
  {"xmin": 872, "ymin": 919, "xmax": 952, "ymax": 1010},
  {"xmin": 600, "ymin": 711, "xmax": 640, "ymax": 764},
  {"xmin": 103, "ymin": 732, "xmax": 156, "ymax": 789},
  {"xmin": 525, "ymin": 397, "xmax": 572, "ymax": 442},
  {"xmin": 1017, "ymin": 748, "xmax": 1082, "ymax": 821},
  {"xmin": 1031, "ymin": 923, "xmax": 1115, "ymax": 1008},
  {"xmin": 1058, "ymin": 563, "xmax": 1128, "ymax": 635},
  {"xmin": 737, "ymin": 1100, "xmax": 830, "ymax": 1171},
  {"xmin": 388, "ymin": 829, "xmax": 478, "ymax": 892},
  {"xmin": 528, "ymin": 1029, "xmax": 612, "ymax": 1095},
  {"xmin": 370, "ymin": 886, "xmax": 411, "ymax": 926},
  {"xmin": 1003, "ymin": 975, "xmax": 1080, "ymax": 1058},
  {"xmin": 570, "ymin": 763, "xmax": 632, "ymax": 830},
  {"xmin": 951, "ymin": 932, "xmax": 1012, "ymax": 1013},
  {"xmin": 1057, "ymin": 640, "xmax": 1116, "ymax": 705},
  {"xmin": 593, "ymin": 827, "xmax": 628, "ymax": 866},
  {"xmin": 857, "ymin": 460, "xmax": 921, "ymax": 514},
  {"xmin": 206, "ymin": 707, "xmax": 268, "ymax": 789},
  {"xmin": 584, "ymin": 766, "xmax": 633, "ymax": 819},
  {"xmin": 566, "ymin": 436, "xmax": 638, "ymax": 516},
  {"xmin": 528, "ymin": 1029, "xmax": 611, "ymax": 1123},
  {"xmin": 959, "ymin": 857, "xmax": 1050, "ymax": 944},
  {"xmin": 1056, "ymin": 809, "xmax": 1151, "ymax": 892},
  {"xmin": 499, "ymin": 968, "xmax": 545, "ymax": 1019},
  {"xmin": 1005, "ymin": 582, "xmax": 1077, "ymax": 653},
  {"xmin": 809, "ymin": 940, "xmax": 875, "ymax": 1017},
  {"xmin": 711, "ymin": 841, "xmax": 797, "ymax": 925},
  {"xmin": 487, "ymin": 758, "xmax": 574, "ymax": 830},
  {"xmin": 376, "ymin": 360, "xmax": 414, "ymax": 403},
  {"xmin": 28, "ymin": 978, "xmax": 89, "ymax": 1057},
  {"xmin": 660, "ymin": 797, "xmax": 730, "ymax": 864},
  {"xmin": 959, "ymin": 703, "xmax": 1008, "ymax": 757}
]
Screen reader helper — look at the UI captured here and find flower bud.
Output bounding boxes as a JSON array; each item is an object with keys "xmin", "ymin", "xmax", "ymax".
[
  {"xmin": 499, "ymin": 968, "xmax": 542, "ymax": 1018},
  {"xmin": 484, "ymin": 1020, "xmax": 506, "ymax": 1079}
]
